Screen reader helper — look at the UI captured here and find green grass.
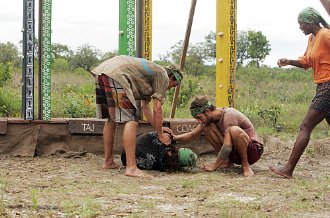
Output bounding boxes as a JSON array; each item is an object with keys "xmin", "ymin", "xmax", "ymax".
[
  {"xmin": 2, "ymin": 66, "xmax": 329, "ymax": 139},
  {"xmin": 0, "ymin": 177, "xmax": 6, "ymax": 215}
]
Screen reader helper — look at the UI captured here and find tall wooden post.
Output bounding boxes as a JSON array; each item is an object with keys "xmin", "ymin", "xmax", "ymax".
[
  {"xmin": 320, "ymin": 0, "xmax": 330, "ymax": 16},
  {"xmin": 170, "ymin": 0, "xmax": 197, "ymax": 118}
]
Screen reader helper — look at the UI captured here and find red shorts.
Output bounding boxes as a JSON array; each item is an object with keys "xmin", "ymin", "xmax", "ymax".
[{"xmin": 229, "ymin": 140, "xmax": 263, "ymax": 165}]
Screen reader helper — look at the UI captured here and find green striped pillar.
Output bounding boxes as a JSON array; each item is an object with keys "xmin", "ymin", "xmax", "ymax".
[
  {"xmin": 41, "ymin": 0, "xmax": 52, "ymax": 120},
  {"xmin": 119, "ymin": 0, "xmax": 135, "ymax": 56}
]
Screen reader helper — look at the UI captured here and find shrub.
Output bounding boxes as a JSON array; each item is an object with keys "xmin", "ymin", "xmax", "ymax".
[
  {"xmin": 0, "ymin": 62, "xmax": 13, "ymax": 87},
  {"xmin": 52, "ymin": 58, "xmax": 70, "ymax": 73}
]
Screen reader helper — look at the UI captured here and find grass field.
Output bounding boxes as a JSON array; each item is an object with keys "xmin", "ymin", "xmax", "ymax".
[{"xmin": 0, "ymin": 66, "xmax": 329, "ymax": 217}]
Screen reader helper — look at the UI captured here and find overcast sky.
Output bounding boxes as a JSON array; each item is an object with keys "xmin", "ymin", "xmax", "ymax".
[{"xmin": 0, "ymin": 0, "xmax": 329, "ymax": 67}]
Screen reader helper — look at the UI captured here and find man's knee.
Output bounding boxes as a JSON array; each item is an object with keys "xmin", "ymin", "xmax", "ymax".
[{"xmin": 229, "ymin": 126, "xmax": 246, "ymax": 139}]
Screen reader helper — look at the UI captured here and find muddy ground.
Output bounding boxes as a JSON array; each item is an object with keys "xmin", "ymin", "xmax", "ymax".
[{"xmin": 0, "ymin": 137, "xmax": 329, "ymax": 218}]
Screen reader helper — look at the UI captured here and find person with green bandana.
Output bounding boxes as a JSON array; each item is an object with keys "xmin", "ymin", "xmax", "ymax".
[
  {"xmin": 91, "ymin": 55, "xmax": 184, "ymax": 177},
  {"xmin": 173, "ymin": 96, "xmax": 263, "ymax": 177},
  {"xmin": 121, "ymin": 130, "xmax": 198, "ymax": 172},
  {"xmin": 270, "ymin": 7, "xmax": 330, "ymax": 179}
]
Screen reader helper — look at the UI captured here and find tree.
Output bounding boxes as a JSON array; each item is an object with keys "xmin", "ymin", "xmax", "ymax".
[
  {"xmin": 247, "ymin": 31, "xmax": 271, "ymax": 67},
  {"xmin": 0, "ymin": 42, "xmax": 19, "ymax": 65},
  {"xmin": 100, "ymin": 51, "xmax": 117, "ymax": 62},
  {"xmin": 185, "ymin": 42, "xmax": 207, "ymax": 76},
  {"xmin": 0, "ymin": 62, "xmax": 13, "ymax": 87},
  {"xmin": 158, "ymin": 40, "xmax": 209, "ymax": 76},
  {"xmin": 52, "ymin": 58, "xmax": 70, "ymax": 73},
  {"xmin": 52, "ymin": 43, "xmax": 72, "ymax": 59},
  {"xmin": 202, "ymin": 31, "xmax": 216, "ymax": 61},
  {"xmin": 237, "ymin": 31, "xmax": 250, "ymax": 67},
  {"xmin": 197, "ymin": 30, "xmax": 271, "ymax": 68},
  {"xmin": 160, "ymin": 40, "xmax": 183, "ymax": 64},
  {"xmin": 70, "ymin": 44, "xmax": 100, "ymax": 71}
]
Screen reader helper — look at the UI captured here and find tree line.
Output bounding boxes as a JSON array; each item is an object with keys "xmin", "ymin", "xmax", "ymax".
[{"xmin": 0, "ymin": 30, "xmax": 271, "ymax": 85}]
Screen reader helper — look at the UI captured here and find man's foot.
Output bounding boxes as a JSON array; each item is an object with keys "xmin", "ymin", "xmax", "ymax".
[
  {"xmin": 126, "ymin": 167, "xmax": 153, "ymax": 178},
  {"xmin": 269, "ymin": 166, "xmax": 292, "ymax": 179},
  {"xmin": 219, "ymin": 160, "xmax": 234, "ymax": 169},
  {"xmin": 102, "ymin": 161, "xmax": 119, "ymax": 170},
  {"xmin": 202, "ymin": 164, "xmax": 216, "ymax": 172},
  {"xmin": 242, "ymin": 166, "xmax": 254, "ymax": 177}
]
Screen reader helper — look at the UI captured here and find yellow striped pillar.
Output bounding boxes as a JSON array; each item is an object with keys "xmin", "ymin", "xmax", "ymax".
[
  {"xmin": 216, "ymin": 0, "xmax": 237, "ymax": 108},
  {"xmin": 143, "ymin": 0, "xmax": 152, "ymax": 60}
]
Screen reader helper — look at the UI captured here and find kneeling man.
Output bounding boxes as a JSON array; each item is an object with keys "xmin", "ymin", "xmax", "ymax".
[{"xmin": 173, "ymin": 96, "xmax": 263, "ymax": 176}]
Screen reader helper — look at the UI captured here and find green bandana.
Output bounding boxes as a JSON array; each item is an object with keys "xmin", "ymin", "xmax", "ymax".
[
  {"xmin": 190, "ymin": 101, "xmax": 212, "ymax": 117},
  {"xmin": 298, "ymin": 7, "xmax": 329, "ymax": 28},
  {"xmin": 173, "ymin": 70, "xmax": 183, "ymax": 84},
  {"xmin": 166, "ymin": 63, "xmax": 183, "ymax": 84},
  {"xmin": 178, "ymin": 148, "xmax": 198, "ymax": 168}
]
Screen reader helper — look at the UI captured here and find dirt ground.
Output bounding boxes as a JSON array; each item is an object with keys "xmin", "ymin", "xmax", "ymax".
[{"xmin": 0, "ymin": 137, "xmax": 329, "ymax": 218}]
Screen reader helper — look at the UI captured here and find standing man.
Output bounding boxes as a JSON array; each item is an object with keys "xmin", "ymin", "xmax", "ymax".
[
  {"xmin": 91, "ymin": 55, "xmax": 183, "ymax": 177},
  {"xmin": 173, "ymin": 96, "xmax": 263, "ymax": 176}
]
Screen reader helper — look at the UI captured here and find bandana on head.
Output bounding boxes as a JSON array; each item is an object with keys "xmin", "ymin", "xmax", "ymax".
[
  {"xmin": 172, "ymin": 70, "xmax": 183, "ymax": 84},
  {"xmin": 178, "ymin": 148, "xmax": 198, "ymax": 168},
  {"xmin": 166, "ymin": 64, "xmax": 183, "ymax": 84},
  {"xmin": 190, "ymin": 101, "xmax": 212, "ymax": 117},
  {"xmin": 298, "ymin": 7, "xmax": 329, "ymax": 28}
]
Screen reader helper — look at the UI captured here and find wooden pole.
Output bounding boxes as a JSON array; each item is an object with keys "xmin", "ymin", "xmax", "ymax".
[
  {"xmin": 320, "ymin": 0, "xmax": 330, "ymax": 16},
  {"xmin": 38, "ymin": 0, "xmax": 43, "ymax": 120},
  {"xmin": 170, "ymin": 0, "xmax": 197, "ymax": 118}
]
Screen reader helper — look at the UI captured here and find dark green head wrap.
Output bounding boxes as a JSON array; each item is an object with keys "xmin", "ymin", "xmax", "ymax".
[
  {"xmin": 298, "ymin": 7, "xmax": 329, "ymax": 28},
  {"xmin": 190, "ymin": 101, "xmax": 212, "ymax": 117},
  {"xmin": 165, "ymin": 64, "xmax": 184, "ymax": 84}
]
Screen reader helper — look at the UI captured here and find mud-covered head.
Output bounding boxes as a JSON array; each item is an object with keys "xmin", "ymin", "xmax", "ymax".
[
  {"xmin": 164, "ymin": 63, "xmax": 184, "ymax": 84},
  {"xmin": 190, "ymin": 96, "xmax": 215, "ymax": 118}
]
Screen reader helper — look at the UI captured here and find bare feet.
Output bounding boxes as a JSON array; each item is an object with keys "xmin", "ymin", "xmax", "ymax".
[
  {"xmin": 102, "ymin": 161, "xmax": 119, "ymax": 170},
  {"xmin": 269, "ymin": 166, "xmax": 292, "ymax": 179},
  {"xmin": 203, "ymin": 164, "xmax": 216, "ymax": 172},
  {"xmin": 219, "ymin": 160, "xmax": 234, "ymax": 169},
  {"xmin": 242, "ymin": 166, "xmax": 254, "ymax": 177},
  {"xmin": 126, "ymin": 167, "xmax": 153, "ymax": 178}
]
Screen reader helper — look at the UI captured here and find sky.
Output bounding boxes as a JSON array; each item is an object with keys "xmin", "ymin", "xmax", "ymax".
[{"xmin": 0, "ymin": 0, "xmax": 329, "ymax": 67}]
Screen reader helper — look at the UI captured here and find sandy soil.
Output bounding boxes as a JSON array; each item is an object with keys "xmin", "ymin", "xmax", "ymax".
[{"xmin": 0, "ymin": 137, "xmax": 329, "ymax": 218}]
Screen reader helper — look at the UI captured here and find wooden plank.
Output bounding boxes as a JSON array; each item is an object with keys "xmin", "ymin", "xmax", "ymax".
[
  {"xmin": 0, "ymin": 119, "xmax": 7, "ymax": 134},
  {"xmin": 7, "ymin": 118, "xmax": 30, "ymax": 124},
  {"xmin": 68, "ymin": 119, "xmax": 105, "ymax": 134},
  {"xmin": 169, "ymin": 119, "xmax": 199, "ymax": 135}
]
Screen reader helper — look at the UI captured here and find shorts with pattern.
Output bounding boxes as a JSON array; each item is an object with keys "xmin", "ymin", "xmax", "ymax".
[
  {"xmin": 310, "ymin": 82, "xmax": 330, "ymax": 117},
  {"xmin": 229, "ymin": 140, "xmax": 263, "ymax": 165},
  {"xmin": 95, "ymin": 74, "xmax": 138, "ymax": 123}
]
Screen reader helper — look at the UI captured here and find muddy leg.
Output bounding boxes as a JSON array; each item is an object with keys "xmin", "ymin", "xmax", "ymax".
[
  {"xmin": 270, "ymin": 108, "xmax": 325, "ymax": 179},
  {"xmin": 102, "ymin": 119, "xmax": 118, "ymax": 170}
]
